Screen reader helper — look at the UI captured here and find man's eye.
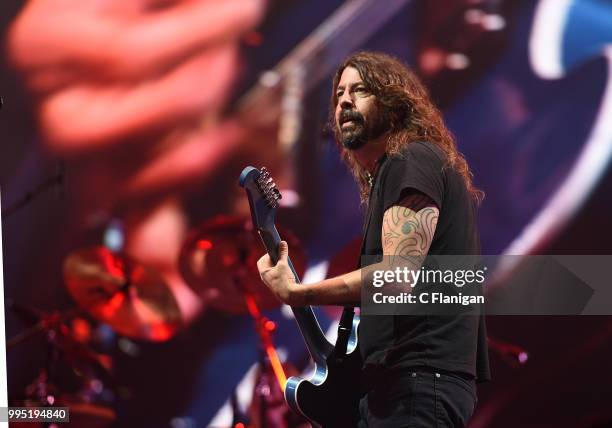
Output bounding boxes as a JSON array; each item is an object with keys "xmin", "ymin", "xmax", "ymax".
[{"xmin": 336, "ymin": 91, "xmax": 344, "ymax": 98}]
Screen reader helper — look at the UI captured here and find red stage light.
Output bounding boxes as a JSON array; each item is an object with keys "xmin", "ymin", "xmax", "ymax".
[
  {"xmin": 196, "ymin": 239, "xmax": 213, "ymax": 250},
  {"xmin": 264, "ymin": 320, "xmax": 276, "ymax": 332}
]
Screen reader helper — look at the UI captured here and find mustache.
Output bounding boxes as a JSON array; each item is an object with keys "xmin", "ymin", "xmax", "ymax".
[{"xmin": 338, "ymin": 109, "xmax": 364, "ymax": 126}]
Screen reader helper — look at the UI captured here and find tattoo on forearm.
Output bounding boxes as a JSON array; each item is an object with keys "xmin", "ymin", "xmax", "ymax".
[{"xmin": 383, "ymin": 192, "xmax": 439, "ymax": 262}]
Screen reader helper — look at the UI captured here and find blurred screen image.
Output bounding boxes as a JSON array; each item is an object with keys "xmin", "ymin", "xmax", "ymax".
[{"xmin": 1, "ymin": 1, "xmax": 612, "ymax": 427}]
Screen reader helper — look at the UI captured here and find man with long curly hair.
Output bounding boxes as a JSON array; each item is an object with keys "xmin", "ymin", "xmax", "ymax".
[{"xmin": 258, "ymin": 51, "xmax": 490, "ymax": 427}]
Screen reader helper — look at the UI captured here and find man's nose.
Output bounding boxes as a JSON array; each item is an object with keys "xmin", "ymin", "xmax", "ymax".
[{"xmin": 338, "ymin": 91, "xmax": 354, "ymax": 108}]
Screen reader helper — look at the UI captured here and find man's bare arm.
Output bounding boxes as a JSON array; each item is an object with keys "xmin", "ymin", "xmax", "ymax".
[
  {"xmin": 286, "ymin": 190, "xmax": 439, "ymax": 306},
  {"xmin": 382, "ymin": 191, "xmax": 439, "ymax": 262}
]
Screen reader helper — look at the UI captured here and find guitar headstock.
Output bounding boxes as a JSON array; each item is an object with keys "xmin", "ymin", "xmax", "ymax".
[{"xmin": 239, "ymin": 166, "xmax": 282, "ymax": 231}]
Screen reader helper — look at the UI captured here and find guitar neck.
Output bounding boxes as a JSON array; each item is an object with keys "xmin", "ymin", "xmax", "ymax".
[{"xmin": 258, "ymin": 225, "xmax": 333, "ymax": 365}]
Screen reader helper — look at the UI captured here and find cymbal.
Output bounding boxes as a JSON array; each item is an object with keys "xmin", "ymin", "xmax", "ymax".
[
  {"xmin": 64, "ymin": 247, "xmax": 181, "ymax": 341},
  {"xmin": 178, "ymin": 215, "xmax": 307, "ymax": 314}
]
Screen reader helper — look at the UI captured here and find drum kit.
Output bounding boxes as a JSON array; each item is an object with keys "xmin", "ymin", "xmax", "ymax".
[{"xmin": 7, "ymin": 215, "xmax": 317, "ymax": 427}]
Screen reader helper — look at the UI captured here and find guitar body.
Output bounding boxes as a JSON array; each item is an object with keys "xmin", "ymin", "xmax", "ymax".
[
  {"xmin": 239, "ymin": 166, "xmax": 363, "ymax": 427},
  {"xmin": 285, "ymin": 314, "xmax": 362, "ymax": 428}
]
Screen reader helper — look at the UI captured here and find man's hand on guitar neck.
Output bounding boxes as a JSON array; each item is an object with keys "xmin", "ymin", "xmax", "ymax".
[
  {"xmin": 257, "ymin": 240, "xmax": 362, "ymax": 307},
  {"xmin": 257, "ymin": 241, "xmax": 300, "ymax": 305}
]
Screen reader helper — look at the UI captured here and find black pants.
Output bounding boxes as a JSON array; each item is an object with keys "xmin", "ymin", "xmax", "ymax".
[{"xmin": 357, "ymin": 369, "xmax": 477, "ymax": 428}]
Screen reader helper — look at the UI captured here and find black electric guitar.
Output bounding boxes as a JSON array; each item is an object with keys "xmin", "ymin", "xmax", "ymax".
[{"xmin": 239, "ymin": 166, "xmax": 362, "ymax": 428}]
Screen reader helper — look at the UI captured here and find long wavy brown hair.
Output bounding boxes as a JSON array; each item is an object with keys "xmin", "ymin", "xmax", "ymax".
[{"xmin": 330, "ymin": 51, "xmax": 484, "ymax": 205}]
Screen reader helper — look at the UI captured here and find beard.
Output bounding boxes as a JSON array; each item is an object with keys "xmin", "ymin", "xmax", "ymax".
[{"xmin": 337, "ymin": 109, "xmax": 385, "ymax": 150}]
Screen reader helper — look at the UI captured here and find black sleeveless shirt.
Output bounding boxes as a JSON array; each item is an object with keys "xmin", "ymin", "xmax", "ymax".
[{"xmin": 358, "ymin": 141, "xmax": 491, "ymax": 383}]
